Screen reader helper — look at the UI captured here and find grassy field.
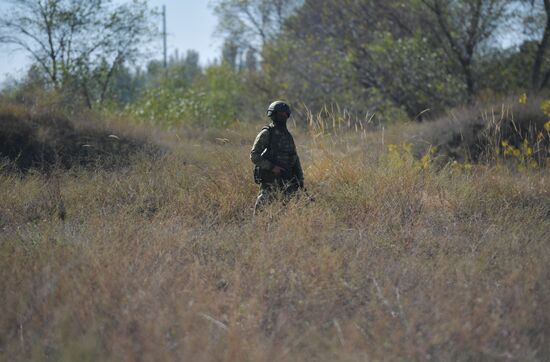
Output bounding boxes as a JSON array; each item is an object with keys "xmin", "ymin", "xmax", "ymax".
[{"xmin": 1, "ymin": 112, "xmax": 550, "ymax": 361}]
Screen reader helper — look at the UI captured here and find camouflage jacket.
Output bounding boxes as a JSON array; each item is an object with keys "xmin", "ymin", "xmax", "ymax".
[{"xmin": 250, "ymin": 123, "xmax": 304, "ymax": 183}]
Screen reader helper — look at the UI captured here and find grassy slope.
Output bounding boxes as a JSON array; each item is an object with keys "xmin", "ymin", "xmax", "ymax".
[{"xmin": 1, "ymin": 122, "xmax": 549, "ymax": 361}]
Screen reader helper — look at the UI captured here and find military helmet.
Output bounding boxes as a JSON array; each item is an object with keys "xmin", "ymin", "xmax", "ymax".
[{"xmin": 267, "ymin": 101, "xmax": 291, "ymax": 118}]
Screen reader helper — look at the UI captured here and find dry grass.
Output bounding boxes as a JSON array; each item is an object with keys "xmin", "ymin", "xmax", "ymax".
[
  {"xmin": 0, "ymin": 103, "xmax": 160, "ymax": 173},
  {"xmin": 413, "ymin": 97, "xmax": 550, "ymax": 164},
  {"xmin": 1, "ymin": 117, "xmax": 550, "ymax": 361}
]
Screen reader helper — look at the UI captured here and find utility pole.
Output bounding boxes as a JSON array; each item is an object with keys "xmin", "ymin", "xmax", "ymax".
[{"xmin": 162, "ymin": 5, "xmax": 167, "ymax": 68}]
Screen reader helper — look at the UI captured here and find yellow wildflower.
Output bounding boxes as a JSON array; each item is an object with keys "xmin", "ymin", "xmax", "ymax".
[
  {"xmin": 419, "ymin": 154, "xmax": 431, "ymax": 169},
  {"xmin": 519, "ymin": 93, "xmax": 527, "ymax": 104}
]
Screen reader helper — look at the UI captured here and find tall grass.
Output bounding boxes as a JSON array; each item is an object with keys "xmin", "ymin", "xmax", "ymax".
[
  {"xmin": 414, "ymin": 96, "xmax": 550, "ymax": 166},
  {"xmin": 1, "ymin": 112, "xmax": 549, "ymax": 361}
]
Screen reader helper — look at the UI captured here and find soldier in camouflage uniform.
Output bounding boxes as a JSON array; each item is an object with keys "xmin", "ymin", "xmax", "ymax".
[{"xmin": 251, "ymin": 101, "xmax": 304, "ymax": 215}]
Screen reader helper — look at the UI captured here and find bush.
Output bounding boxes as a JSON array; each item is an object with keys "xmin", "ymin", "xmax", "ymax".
[
  {"xmin": 128, "ymin": 64, "xmax": 242, "ymax": 128},
  {"xmin": 415, "ymin": 96, "xmax": 550, "ymax": 166},
  {"xmin": 0, "ymin": 102, "xmax": 158, "ymax": 173}
]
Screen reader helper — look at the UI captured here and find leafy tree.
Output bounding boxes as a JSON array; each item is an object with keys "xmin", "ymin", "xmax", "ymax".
[
  {"xmin": 471, "ymin": 0, "xmax": 550, "ymax": 95},
  {"xmin": 418, "ymin": 0, "xmax": 512, "ymax": 101},
  {"xmin": 0, "ymin": 0, "xmax": 157, "ymax": 108},
  {"xmin": 221, "ymin": 39, "xmax": 240, "ymax": 69},
  {"xmin": 171, "ymin": 0, "xmax": 548, "ymax": 123},
  {"xmin": 180, "ymin": 50, "xmax": 202, "ymax": 84},
  {"xmin": 260, "ymin": 33, "xmax": 361, "ymax": 116},
  {"xmin": 212, "ymin": 0, "xmax": 533, "ymax": 120},
  {"xmin": 261, "ymin": 0, "xmax": 466, "ymax": 118},
  {"xmin": 243, "ymin": 47, "xmax": 258, "ymax": 72},
  {"xmin": 212, "ymin": 0, "xmax": 302, "ymax": 53},
  {"xmin": 521, "ymin": 0, "xmax": 550, "ymax": 92}
]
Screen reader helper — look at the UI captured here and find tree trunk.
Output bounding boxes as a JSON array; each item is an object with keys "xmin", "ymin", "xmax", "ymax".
[{"xmin": 531, "ymin": 0, "xmax": 550, "ymax": 92}]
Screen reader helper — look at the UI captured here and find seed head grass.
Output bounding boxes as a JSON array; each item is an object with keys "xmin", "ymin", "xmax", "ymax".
[{"xmin": 1, "ymin": 118, "xmax": 549, "ymax": 361}]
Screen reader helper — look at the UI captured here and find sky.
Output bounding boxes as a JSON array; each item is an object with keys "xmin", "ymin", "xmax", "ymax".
[{"xmin": 0, "ymin": 0, "xmax": 222, "ymax": 86}]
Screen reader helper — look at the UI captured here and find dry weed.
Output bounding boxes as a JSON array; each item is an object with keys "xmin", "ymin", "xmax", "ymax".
[{"xmin": 1, "ymin": 123, "xmax": 549, "ymax": 361}]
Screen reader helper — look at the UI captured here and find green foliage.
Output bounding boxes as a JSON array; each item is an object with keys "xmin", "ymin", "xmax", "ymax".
[
  {"xmin": 212, "ymin": 0, "xmax": 303, "ymax": 52},
  {"xmin": 478, "ymin": 41, "xmax": 544, "ymax": 96},
  {"xmin": 255, "ymin": 0, "xmax": 470, "ymax": 120},
  {"xmin": 128, "ymin": 64, "xmax": 243, "ymax": 128},
  {"xmin": 3, "ymin": 0, "xmax": 550, "ymax": 126},
  {"xmin": 213, "ymin": 0, "xmax": 550, "ymax": 121},
  {"xmin": 0, "ymin": 0, "xmax": 157, "ymax": 109},
  {"xmin": 365, "ymin": 31, "xmax": 466, "ymax": 114}
]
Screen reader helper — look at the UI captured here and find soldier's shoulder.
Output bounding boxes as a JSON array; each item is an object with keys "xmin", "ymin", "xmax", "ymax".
[
  {"xmin": 253, "ymin": 127, "xmax": 270, "ymax": 142},
  {"xmin": 257, "ymin": 124, "xmax": 273, "ymax": 135}
]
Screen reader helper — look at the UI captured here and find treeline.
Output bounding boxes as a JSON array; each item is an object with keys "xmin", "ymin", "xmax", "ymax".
[
  {"xmin": 1, "ymin": 0, "xmax": 549, "ymax": 126},
  {"xmin": 216, "ymin": 0, "xmax": 550, "ymax": 121}
]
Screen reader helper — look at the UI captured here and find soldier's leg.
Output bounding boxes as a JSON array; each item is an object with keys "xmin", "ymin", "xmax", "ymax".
[
  {"xmin": 281, "ymin": 180, "xmax": 300, "ymax": 205},
  {"xmin": 253, "ymin": 183, "xmax": 273, "ymax": 216}
]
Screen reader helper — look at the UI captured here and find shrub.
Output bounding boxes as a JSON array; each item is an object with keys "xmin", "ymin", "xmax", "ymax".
[
  {"xmin": 415, "ymin": 96, "xmax": 550, "ymax": 166},
  {"xmin": 0, "ymin": 102, "xmax": 158, "ymax": 173},
  {"xmin": 128, "ymin": 64, "xmax": 242, "ymax": 128}
]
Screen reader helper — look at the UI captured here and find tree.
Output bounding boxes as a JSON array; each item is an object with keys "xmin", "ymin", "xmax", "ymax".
[
  {"xmin": 181, "ymin": 50, "xmax": 201, "ymax": 84},
  {"xmin": 212, "ymin": 0, "xmax": 302, "ymax": 54},
  {"xmin": 521, "ymin": 0, "xmax": 550, "ymax": 92},
  {"xmin": 418, "ymin": 0, "xmax": 511, "ymax": 101},
  {"xmin": 243, "ymin": 47, "xmax": 258, "ymax": 72},
  {"xmin": 0, "ymin": 0, "xmax": 156, "ymax": 108},
  {"xmin": 221, "ymin": 39, "xmax": 239, "ymax": 69},
  {"xmin": 212, "ymin": 0, "xmax": 532, "ymax": 120},
  {"xmin": 262, "ymin": 0, "xmax": 465, "ymax": 117}
]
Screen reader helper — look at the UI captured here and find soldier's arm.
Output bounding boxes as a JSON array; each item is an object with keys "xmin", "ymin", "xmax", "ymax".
[{"xmin": 250, "ymin": 129, "xmax": 273, "ymax": 170}]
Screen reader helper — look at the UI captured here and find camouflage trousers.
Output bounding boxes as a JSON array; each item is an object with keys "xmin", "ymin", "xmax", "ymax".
[{"xmin": 253, "ymin": 180, "xmax": 301, "ymax": 216}]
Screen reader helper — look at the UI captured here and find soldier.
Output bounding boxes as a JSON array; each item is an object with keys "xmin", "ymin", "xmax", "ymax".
[{"xmin": 251, "ymin": 101, "xmax": 304, "ymax": 215}]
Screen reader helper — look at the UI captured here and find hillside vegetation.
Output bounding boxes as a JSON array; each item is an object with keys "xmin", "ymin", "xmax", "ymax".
[
  {"xmin": 0, "ymin": 105, "xmax": 159, "ymax": 173},
  {"xmin": 1, "ymin": 102, "xmax": 549, "ymax": 361}
]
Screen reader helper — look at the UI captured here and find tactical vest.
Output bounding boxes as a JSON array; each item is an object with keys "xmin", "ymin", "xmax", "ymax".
[
  {"xmin": 264, "ymin": 124, "xmax": 298, "ymax": 170},
  {"xmin": 253, "ymin": 124, "xmax": 298, "ymax": 184}
]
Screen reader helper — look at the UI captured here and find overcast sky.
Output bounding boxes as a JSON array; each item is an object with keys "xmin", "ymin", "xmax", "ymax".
[{"xmin": 0, "ymin": 0, "xmax": 222, "ymax": 86}]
